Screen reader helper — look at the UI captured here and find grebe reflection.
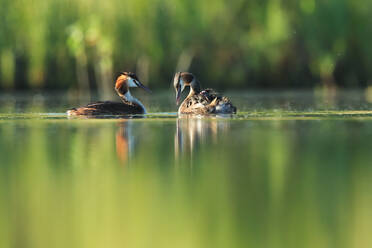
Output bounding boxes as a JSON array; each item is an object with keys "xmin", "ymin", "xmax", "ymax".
[
  {"xmin": 175, "ymin": 117, "xmax": 231, "ymax": 161},
  {"xmin": 115, "ymin": 121, "xmax": 136, "ymax": 166}
]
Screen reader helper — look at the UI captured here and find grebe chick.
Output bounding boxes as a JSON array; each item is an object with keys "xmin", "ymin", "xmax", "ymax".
[
  {"xmin": 173, "ymin": 72, "xmax": 236, "ymax": 115},
  {"xmin": 67, "ymin": 72, "xmax": 151, "ymax": 116}
]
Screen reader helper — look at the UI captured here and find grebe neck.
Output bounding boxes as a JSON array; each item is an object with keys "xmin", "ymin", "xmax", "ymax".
[
  {"xmin": 186, "ymin": 88, "xmax": 195, "ymax": 98},
  {"xmin": 120, "ymin": 91, "xmax": 147, "ymax": 114},
  {"xmin": 188, "ymin": 80, "xmax": 201, "ymax": 97},
  {"xmin": 187, "ymin": 85, "xmax": 200, "ymax": 98}
]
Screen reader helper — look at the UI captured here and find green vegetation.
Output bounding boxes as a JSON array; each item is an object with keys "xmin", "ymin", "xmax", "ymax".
[{"xmin": 1, "ymin": 0, "xmax": 372, "ymax": 91}]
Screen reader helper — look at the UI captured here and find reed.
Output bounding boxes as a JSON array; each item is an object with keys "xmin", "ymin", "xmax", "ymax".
[{"xmin": 0, "ymin": 0, "xmax": 371, "ymax": 91}]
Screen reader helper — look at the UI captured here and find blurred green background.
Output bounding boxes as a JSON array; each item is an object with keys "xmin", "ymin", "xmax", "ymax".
[{"xmin": 1, "ymin": 0, "xmax": 372, "ymax": 92}]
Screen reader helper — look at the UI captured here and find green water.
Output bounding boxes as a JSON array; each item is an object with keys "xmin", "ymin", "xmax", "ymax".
[{"xmin": 1, "ymin": 90, "xmax": 372, "ymax": 248}]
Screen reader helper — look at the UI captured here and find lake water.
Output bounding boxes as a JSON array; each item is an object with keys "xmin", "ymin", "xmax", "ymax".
[{"xmin": 1, "ymin": 90, "xmax": 372, "ymax": 248}]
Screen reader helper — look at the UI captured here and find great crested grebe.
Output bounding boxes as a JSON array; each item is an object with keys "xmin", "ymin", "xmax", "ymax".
[
  {"xmin": 67, "ymin": 72, "xmax": 151, "ymax": 116},
  {"xmin": 173, "ymin": 72, "xmax": 237, "ymax": 115}
]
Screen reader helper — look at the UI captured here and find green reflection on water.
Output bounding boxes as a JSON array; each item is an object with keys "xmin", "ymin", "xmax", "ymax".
[{"xmin": 1, "ymin": 92, "xmax": 372, "ymax": 248}]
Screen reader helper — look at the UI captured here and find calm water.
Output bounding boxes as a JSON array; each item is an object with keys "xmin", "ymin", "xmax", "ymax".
[{"xmin": 1, "ymin": 90, "xmax": 372, "ymax": 248}]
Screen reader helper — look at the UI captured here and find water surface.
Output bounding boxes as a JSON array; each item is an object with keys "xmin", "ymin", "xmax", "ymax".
[{"xmin": 1, "ymin": 90, "xmax": 372, "ymax": 248}]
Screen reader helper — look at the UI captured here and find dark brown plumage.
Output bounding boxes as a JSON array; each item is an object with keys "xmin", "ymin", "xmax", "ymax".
[
  {"xmin": 67, "ymin": 72, "xmax": 150, "ymax": 116},
  {"xmin": 67, "ymin": 101, "xmax": 145, "ymax": 116},
  {"xmin": 173, "ymin": 72, "xmax": 237, "ymax": 115}
]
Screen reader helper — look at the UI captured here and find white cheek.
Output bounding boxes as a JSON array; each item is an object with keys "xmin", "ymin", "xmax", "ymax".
[
  {"xmin": 177, "ymin": 79, "xmax": 184, "ymax": 90},
  {"xmin": 181, "ymin": 80, "xmax": 186, "ymax": 91},
  {"xmin": 128, "ymin": 78, "xmax": 137, "ymax": 87}
]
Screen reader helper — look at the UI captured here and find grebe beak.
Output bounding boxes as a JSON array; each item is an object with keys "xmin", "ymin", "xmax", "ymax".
[{"xmin": 134, "ymin": 79, "xmax": 152, "ymax": 93}]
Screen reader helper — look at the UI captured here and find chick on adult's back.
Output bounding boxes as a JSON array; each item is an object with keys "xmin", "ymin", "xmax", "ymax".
[
  {"xmin": 173, "ymin": 72, "xmax": 236, "ymax": 115},
  {"xmin": 67, "ymin": 72, "xmax": 151, "ymax": 116}
]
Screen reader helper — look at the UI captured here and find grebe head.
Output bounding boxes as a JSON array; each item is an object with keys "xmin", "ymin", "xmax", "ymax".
[
  {"xmin": 173, "ymin": 72, "xmax": 200, "ymax": 105},
  {"xmin": 115, "ymin": 72, "xmax": 151, "ymax": 96}
]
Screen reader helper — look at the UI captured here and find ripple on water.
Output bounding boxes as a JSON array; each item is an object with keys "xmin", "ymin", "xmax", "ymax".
[{"xmin": 2, "ymin": 110, "xmax": 372, "ymax": 122}]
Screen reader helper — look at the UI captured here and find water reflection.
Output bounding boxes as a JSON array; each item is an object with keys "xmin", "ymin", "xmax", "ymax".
[
  {"xmin": 2, "ymin": 93, "xmax": 372, "ymax": 248},
  {"xmin": 175, "ymin": 117, "xmax": 231, "ymax": 160},
  {"xmin": 115, "ymin": 121, "xmax": 135, "ymax": 166}
]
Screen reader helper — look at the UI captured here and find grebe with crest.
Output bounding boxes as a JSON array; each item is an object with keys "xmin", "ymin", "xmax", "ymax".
[
  {"xmin": 67, "ymin": 72, "xmax": 151, "ymax": 116},
  {"xmin": 173, "ymin": 72, "xmax": 236, "ymax": 115}
]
